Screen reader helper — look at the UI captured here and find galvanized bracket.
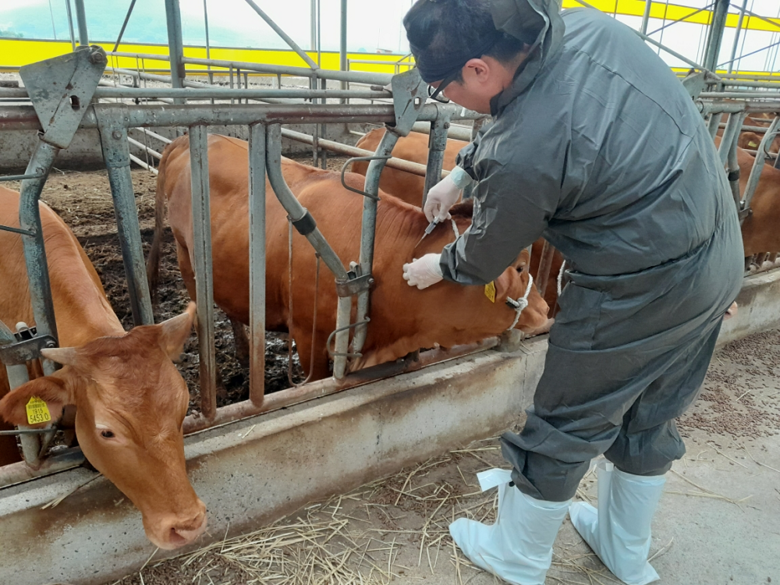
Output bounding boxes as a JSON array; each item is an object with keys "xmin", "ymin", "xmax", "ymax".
[
  {"xmin": 335, "ymin": 273, "xmax": 375, "ymax": 298},
  {"xmin": 0, "ymin": 325, "xmax": 56, "ymax": 367},
  {"xmin": 388, "ymin": 69, "xmax": 427, "ymax": 137},
  {"xmin": 681, "ymin": 70, "xmax": 708, "ymax": 99},
  {"xmin": 339, "ymin": 155, "xmax": 389, "ymax": 200},
  {"xmin": 19, "ymin": 45, "xmax": 106, "ymax": 149}
]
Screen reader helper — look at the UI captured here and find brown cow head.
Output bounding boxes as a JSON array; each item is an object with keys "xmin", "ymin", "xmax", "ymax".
[
  {"xmin": 495, "ymin": 249, "xmax": 552, "ymax": 335},
  {"xmin": 0, "ymin": 303, "xmax": 206, "ymax": 551}
]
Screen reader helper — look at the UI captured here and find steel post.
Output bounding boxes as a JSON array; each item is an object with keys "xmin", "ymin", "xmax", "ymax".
[
  {"xmin": 18, "ymin": 141, "xmax": 59, "ymax": 351},
  {"xmin": 728, "ymin": 0, "xmax": 749, "ymax": 74},
  {"xmin": 113, "ymin": 0, "xmax": 137, "ymax": 52},
  {"xmin": 703, "ymin": 0, "xmax": 731, "ymax": 72},
  {"xmin": 73, "ymin": 0, "xmax": 89, "ymax": 46},
  {"xmin": 422, "ymin": 116, "xmax": 449, "ymax": 205},
  {"xmin": 718, "ymin": 112, "xmax": 744, "ymax": 165},
  {"xmin": 188, "ymin": 125, "xmax": 218, "ymax": 420},
  {"xmin": 65, "ymin": 0, "xmax": 77, "ymax": 51},
  {"xmin": 340, "ymin": 0, "xmax": 348, "ymax": 91},
  {"xmin": 203, "ymin": 0, "xmax": 213, "ymax": 85},
  {"xmin": 164, "ymin": 0, "xmax": 186, "ymax": 98},
  {"xmin": 248, "ymin": 124, "xmax": 266, "ymax": 405},
  {"xmin": 640, "ymin": 0, "xmax": 652, "ymax": 35},
  {"xmin": 351, "ymin": 129, "xmax": 399, "ymax": 356},
  {"xmin": 96, "ymin": 119, "xmax": 155, "ymax": 326}
]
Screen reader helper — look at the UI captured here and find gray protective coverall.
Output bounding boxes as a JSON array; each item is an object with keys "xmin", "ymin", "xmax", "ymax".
[{"xmin": 440, "ymin": 3, "xmax": 744, "ymax": 501}]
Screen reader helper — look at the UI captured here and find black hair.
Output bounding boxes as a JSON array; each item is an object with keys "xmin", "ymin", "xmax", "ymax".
[{"xmin": 403, "ymin": 0, "xmax": 528, "ymax": 83}]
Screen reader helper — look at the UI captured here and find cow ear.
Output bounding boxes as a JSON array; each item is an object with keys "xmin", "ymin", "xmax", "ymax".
[
  {"xmin": 157, "ymin": 302, "xmax": 196, "ymax": 360},
  {"xmin": 0, "ymin": 375, "xmax": 73, "ymax": 428},
  {"xmin": 494, "ymin": 266, "xmax": 526, "ymax": 302},
  {"xmin": 40, "ymin": 346, "xmax": 80, "ymax": 366}
]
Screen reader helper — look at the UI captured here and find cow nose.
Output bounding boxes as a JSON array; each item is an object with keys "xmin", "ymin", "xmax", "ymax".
[{"xmin": 165, "ymin": 503, "xmax": 207, "ymax": 549}]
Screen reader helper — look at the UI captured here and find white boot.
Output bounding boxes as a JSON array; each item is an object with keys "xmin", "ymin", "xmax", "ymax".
[
  {"xmin": 449, "ymin": 469, "xmax": 570, "ymax": 585},
  {"xmin": 569, "ymin": 461, "xmax": 666, "ymax": 585}
]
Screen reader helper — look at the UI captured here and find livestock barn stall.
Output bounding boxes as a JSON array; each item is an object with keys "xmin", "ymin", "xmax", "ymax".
[{"xmin": 0, "ymin": 0, "xmax": 780, "ymax": 583}]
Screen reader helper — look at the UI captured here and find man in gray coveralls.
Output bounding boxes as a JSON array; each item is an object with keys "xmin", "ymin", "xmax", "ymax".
[{"xmin": 401, "ymin": 1, "xmax": 744, "ymax": 584}]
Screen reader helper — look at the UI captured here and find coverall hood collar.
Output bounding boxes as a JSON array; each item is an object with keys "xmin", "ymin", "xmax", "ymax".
[{"xmin": 489, "ymin": 0, "xmax": 566, "ymax": 116}]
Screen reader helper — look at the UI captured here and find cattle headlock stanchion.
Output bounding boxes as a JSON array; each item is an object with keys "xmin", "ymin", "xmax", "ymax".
[{"xmin": 0, "ymin": 45, "xmax": 106, "ymax": 470}]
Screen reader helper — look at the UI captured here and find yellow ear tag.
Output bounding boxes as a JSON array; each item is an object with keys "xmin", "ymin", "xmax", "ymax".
[
  {"xmin": 749, "ymin": 141, "xmax": 758, "ymax": 148},
  {"xmin": 484, "ymin": 281, "xmax": 496, "ymax": 303},
  {"xmin": 25, "ymin": 396, "xmax": 51, "ymax": 425}
]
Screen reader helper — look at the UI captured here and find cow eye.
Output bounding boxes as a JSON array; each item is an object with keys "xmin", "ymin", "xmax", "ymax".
[{"xmin": 100, "ymin": 430, "xmax": 115, "ymax": 439}]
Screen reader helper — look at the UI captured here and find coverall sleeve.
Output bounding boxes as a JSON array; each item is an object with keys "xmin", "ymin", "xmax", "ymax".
[{"xmin": 440, "ymin": 147, "xmax": 563, "ymax": 285}]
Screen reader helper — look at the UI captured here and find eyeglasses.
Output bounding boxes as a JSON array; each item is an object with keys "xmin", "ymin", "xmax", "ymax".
[{"xmin": 427, "ymin": 71, "xmax": 459, "ymax": 104}]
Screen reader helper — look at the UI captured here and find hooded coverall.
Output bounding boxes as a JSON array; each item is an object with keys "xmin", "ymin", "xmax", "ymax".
[{"xmin": 440, "ymin": 3, "xmax": 744, "ymax": 501}]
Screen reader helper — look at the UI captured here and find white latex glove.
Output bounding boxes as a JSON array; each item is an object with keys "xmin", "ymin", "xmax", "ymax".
[
  {"xmin": 402, "ymin": 253, "xmax": 443, "ymax": 289},
  {"xmin": 424, "ymin": 174, "xmax": 462, "ymax": 222}
]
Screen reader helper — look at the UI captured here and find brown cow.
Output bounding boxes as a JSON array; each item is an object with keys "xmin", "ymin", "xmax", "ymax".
[
  {"xmin": 353, "ymin": 128, "xmax": 469, "ymax": 205},
  {"xmin": 735, "ymin": 145, "xmax": 780, "ymax": 258},
  {"xmin": 0, "ymin": 186, "xmax": 206, "ymax": 550},
  {"xmin": 149, "ymin": 134, "xmax": 549, "ymax": 381},
  {"xmin": 352, "ymin": 128, "xmax": 565, "ymax": 311}
]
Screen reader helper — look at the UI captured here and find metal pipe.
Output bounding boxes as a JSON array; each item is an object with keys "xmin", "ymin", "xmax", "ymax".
[
  {"xmin": 411, "ymin": 121, "xmax": 473, "ymax": 141},
  {"xmin": 18, "ymin": 141, "xmax": 59, "ymax": 349},
  {"xmin": 718, "ymin": 111, "xmax": 744, "ymax": 165},
  {"xmin": 265, "ymin": 125, "xmax": 348, "ymax": 281},
  {"xmin": 126, "ymin": 136, "xmax": 162, "ymax": 159},
  {"xmin": 182, "ymin": 338, "xmax": 499, "ymax": 434},
  {"xmin": 310, "ymin": 0, "xmax": 317, "ymax": 51},
  {"xmin": 113, "ymin": 0, "xmax": 137, "ymax": 53},
  {"xmin": 203, "ymin": 0, "xmax": 213, "ymax": 85},
  {"xmin": 701, "ymin": 91, "xmax": 780, "ymax": 98},
  {"xmin": 73, "ymin": 0, "xmax": 88, "ymax": 46},
  {"xmin": 129, "ymin": 153, "xmax": 158, "ymax": 174},
  {"xmin": 0, "ymin": 86, "xmax": 392, "ymax": 101},
  {"xmin": 280, "ymin": 127, "xmax": 447, "ymax": 178},
  {"xmin": 0, "ymin": 447, "xmax": 85, "ymax": 490},
  {"xmin": 422, "ymin": 117, "xmax": 449, "ymax": 205},
  {"xmin": 96, "ymin": 120, "xmax": 155, "ymax": 326},
  {"xmin": 0, "ymin": 103, "xmax": 483, "ymax": 132},
  {"xmin": 244, "ymin": 0, "xmax": 318, "ymax": 70},
  {"xmin": 703, "ymin": 0, "xmax": 731, "ymax": 72},
  {"xmin": 351, "ymin": 129, "xmax": 400, "ymax": 357},
  {"xmin": 248, "ymin": 124, "xmax": 266, "ymax": 406},
  {"xmin": 340, "ymin": 0, "xmax": 348, "ymax": 91},
  {"xmin": 65, "ymin": 0, "xmax": 77, "ymax": 51},
  {"xmin": 181, "ymin": 57, "xmax": 393, "ymax": 85},
  {"xmin": 727, "ymin": 0, "xmax": 749, "ymax": 74},
  {"xmin": 640, "ymin": 0, "xmax": 652, "ymax": 35},
  {"xmin": 188, "ymin": 125, "xmax": 218, "ymax": 421},
  {"xmin": 164, "ymin": 0, "xmax": 186, "ymax": 97}
]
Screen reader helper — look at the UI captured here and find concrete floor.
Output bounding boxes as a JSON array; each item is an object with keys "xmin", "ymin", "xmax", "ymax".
[{"xmin": 109, "ymin": 328, "xmax": 780, "ymax": 585}]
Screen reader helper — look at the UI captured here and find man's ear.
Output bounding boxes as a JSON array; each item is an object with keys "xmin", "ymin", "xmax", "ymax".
[
  {"xmin": 0, "ymin": 375, "xmax": 73, "ymax": 428},
  {"xmin": 157, "ymin": 302, "xmax": 196, "ymax": 360}
]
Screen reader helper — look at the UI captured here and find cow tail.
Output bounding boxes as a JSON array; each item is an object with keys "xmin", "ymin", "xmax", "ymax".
[{"xmin": 147, "ymin": 136, "xmax": 182, "ymax": 300}]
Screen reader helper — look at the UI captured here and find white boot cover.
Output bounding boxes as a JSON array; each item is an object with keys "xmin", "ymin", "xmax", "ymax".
[
  {"xmin": 569, "ymin": 461, "xmax": 666, "ymax": 585},
  {"xmin": 449, "ymin": 469, "xmax": 570, "ymax": 585}
]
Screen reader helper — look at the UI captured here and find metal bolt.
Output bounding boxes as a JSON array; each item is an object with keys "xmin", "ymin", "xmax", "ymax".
[
  {"xmin": 444, "ymin": 122, "xmax": 451, "ymax": 129},
  {"xmin": 112, "ymin": 130, "xmax": 122, "ymax": 140},
  {"xmin": 89, "ymin": 51, "xmax": 107, "ymax": 66},
  {"xmin": 368, "ymin": 278, "xmax": 375, "ymax": 286},
  {"xmin": 44, "ymin": 341, "xmax": 57, "ymax": 349}
]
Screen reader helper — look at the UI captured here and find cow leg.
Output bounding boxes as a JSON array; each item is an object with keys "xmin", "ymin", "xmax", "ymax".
[
  {"xmin": 175, "ymin": 242, "xmax": 197, "ymax": 303},
  {"xmin": 230, "ymin": 318, "xmax": 250, "ymax": 369}
]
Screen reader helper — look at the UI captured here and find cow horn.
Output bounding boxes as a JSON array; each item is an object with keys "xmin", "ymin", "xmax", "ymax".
[{"xmin": 40, "ymin": 346, "xmax": 80, "ymax": 366}]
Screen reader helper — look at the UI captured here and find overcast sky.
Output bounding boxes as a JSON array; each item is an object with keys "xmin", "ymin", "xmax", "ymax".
[{"xmin": 1, "ymin": 0, "xmax": 779, "ymax": 71}]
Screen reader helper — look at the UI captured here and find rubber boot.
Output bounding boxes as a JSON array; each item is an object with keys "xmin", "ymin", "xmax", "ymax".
[
  {"xmin": 569, "ymin": 460, "xmax": 666, "ymax": 585},
  {"xmin": 449, "ymin": 469, "xmax": 570, "ymax": 585}
]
